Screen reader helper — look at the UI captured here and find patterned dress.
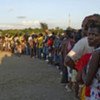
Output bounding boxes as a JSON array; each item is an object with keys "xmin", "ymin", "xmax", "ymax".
[
  {"xmin": 87, "ymin": 47, "xmax": 100, "ymax": 100},
  {"xmin": 90, "ymin": 68, "xmax": 100, "ymax": 100}
]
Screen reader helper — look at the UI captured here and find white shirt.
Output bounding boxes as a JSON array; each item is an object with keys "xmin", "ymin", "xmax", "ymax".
[
  {"xmin": 28, "ymin": 36, "xmax": 32, "ymax": 42},
  {"xmin": 67, "ymin": 37, "xmax": 94, "ymax": 61}
]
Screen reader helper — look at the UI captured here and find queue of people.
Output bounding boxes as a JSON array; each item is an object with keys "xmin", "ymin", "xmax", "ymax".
[{"xmin": 0, "ymin": 14, "xmax": 100, "ymax": 100}]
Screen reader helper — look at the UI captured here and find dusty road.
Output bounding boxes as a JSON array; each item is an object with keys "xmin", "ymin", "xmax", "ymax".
[{"xmin": 0, "ymin": 52, "xmax": 76, "ymax": 100}]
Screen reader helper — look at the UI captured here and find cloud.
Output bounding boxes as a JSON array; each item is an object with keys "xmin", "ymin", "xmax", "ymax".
[
  {"xmin": 34, "ymin": 20, "xmax": 40, "ymax": 25},
  {"xmin": 0, "ymin": 19, "xmax": 40, "ymax": 29},
  {"xmin": 33, "ymin": 20, "xmax": 40, "ymax": 28},
  {"xmin": 0, "ymin": 24, "xmax": 15, "ymax": 30},
  {"xmin": 21, "ymin": 20, "xmax": 40, "ymax": 28},
  {"xmin": 0, "ymin": 19, "xmax": 67, "ymax": 30},
  {"xmin": 17, "ymin": 16, "xmax": 27, "ymax": 19},
  {"xmin": 0, "ymin": 24, "xmax": 28, "ymax": 30},
  {"xmin": 21, "ymin": 20, "xmax": 33, "ymax": 26}
]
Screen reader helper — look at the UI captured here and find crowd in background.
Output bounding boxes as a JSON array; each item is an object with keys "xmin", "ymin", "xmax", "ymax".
[
  {"xmin": 0, "ymin": 14, "xmax": 100, "ymax": 100},
  {"xmin": 0, "ymin": 28, "xmax": 81, "ymax": 59}
]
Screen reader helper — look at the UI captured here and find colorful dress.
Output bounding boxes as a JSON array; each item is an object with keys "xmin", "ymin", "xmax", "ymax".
[
  {"xmin": 87, "ymin": 47, "xmax": 100, "ymax": 100},
  {"xmin": 90, "ymin": 68, "xmax": 100, "ymax": 100}
]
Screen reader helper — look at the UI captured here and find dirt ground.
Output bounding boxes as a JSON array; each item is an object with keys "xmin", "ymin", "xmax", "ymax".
[{"xmin": 0, "ymin": 51, "xmax": 76, "ymax": 100}]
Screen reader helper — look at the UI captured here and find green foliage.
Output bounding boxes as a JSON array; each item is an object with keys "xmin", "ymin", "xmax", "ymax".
[
  {"xmin": 40, "ymin": 22, "xmax": 48, "ymax": 31},
  {"xmin": 0, "ymin": 26, "xmax": 64, "ymax": 36},
  {"xmin": 49, "ymin": 27, "xmax": 63, "ymax": 35}
]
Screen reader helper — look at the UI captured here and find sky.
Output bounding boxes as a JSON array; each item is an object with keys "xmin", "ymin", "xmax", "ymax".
[{"xmin": 0, "ymin": 0, "xmax": 100, "ymax": 29}]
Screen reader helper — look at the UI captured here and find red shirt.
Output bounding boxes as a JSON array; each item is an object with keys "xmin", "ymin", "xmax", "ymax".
[
  {"xmin": 47, "ymin": 38, "xmax": 53, "ymax": 46},
  {"xmin": 75, "ymin": 53, "xmax": 91, "ymax": 71},
  {"xmin": 75, "ymin": 53, "xmax": 91, "ymax": 97}
]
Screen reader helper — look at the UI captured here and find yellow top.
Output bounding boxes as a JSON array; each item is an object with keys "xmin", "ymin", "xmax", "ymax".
[{"xmin": 37, "ymin": 36, "xmax": 43, "ymax": 48}]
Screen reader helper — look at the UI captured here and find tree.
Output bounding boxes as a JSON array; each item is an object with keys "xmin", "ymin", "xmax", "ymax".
[
  {"xmin": 40, "ymin": 22, "xmax": 48, "ymax": 31},
  {"xmin": 50, "ymin": 27, "xmax": 63, "ymax": 35}
]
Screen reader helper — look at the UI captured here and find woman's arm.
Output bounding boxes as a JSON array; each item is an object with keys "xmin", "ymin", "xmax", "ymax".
[
  {"xmin": 85, "ymin": 51, "xmax": 100, "ymax": 86},
  {"xmin": 64, "ymin": 56, "xmax": 75, "ymax": 69}
]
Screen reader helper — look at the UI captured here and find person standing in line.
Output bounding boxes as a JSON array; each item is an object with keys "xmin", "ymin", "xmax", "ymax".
[{"xmin": 84, "ymin": 22, "xmax": 100, "ymax": 100}]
